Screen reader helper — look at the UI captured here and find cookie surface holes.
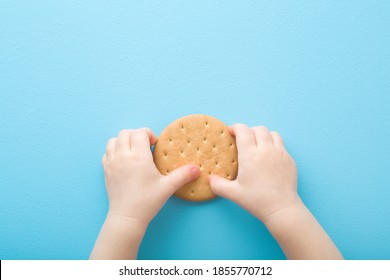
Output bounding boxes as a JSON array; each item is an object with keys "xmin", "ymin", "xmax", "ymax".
[{"xmin": 154, "ymin": 114, "xmax": 236, "ymax": 201}]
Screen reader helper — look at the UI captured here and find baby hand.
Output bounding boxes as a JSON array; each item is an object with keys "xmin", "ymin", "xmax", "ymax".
[
  {"xmin": 209, "ymin": 124, "xmax": 299, "ymax": 222},
  {"xmin": 102, "ymin": 128, "xmax": 200, "ymax": 225}
]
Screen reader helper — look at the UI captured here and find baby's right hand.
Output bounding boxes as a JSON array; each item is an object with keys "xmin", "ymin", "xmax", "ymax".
[{"xmin": 209, "ymin": 124, "xmax": 300, "ymax": 222}]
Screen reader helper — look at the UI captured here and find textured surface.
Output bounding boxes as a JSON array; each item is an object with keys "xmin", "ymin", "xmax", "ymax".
[
  {"xmin": 154, "ymin": 114, "xmax": 238, "ymax": 201},
  {"xmin": 1, "ymin": 1, "xmax": 390, "ymax": 260}
]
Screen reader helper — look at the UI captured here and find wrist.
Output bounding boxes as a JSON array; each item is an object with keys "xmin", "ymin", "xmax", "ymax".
[
  {"xmin": 263, "ymin": 198, "xmax": 309, "ymax": 235},
  {"xmin": 253, "ymin": 192, "xmax": 302, "ymax": 224},
  {"xmin": 89, "ymin": 211, "xmax": 149, "ymax": 260},
  {"xmin": 262, "ymin": 198, "xmax": 343, "ymax": 260},
  {"xmin": 106, "ymin": 211, "xmax": 149, "ymax": 235},
  {"xmin": 263, "ymin": 198, "xmax": 307, "ymax": 227}
]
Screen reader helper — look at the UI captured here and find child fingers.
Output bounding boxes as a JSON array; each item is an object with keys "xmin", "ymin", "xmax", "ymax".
[
  {"xmin": 227, "ymin": 125, "xmax": 234, "ymax": 136},
  {"xmin": 230, "ymin": 123, "xmax": 256, "ymax": 153},
  {"xmin": 270, "ymin": 131, "xmax": 285, "ymax": 148},
  {"xmin": 130, "ymin": 128, "xmax": 157, "ymax": 154},
  {"xmin": 209, "ymin": 174, "xmax": 240, "ymax": 202},
  {"xmin": 252, "ymin": 126, "xmax": 273, "ymax": 146},
  {"xmin": 101, "ymin": 154, "xmax": 106, "ymax": 167},
  {"xmin": 116, "ymin": 129, "xmax": 133, "ymax": 154},
  {"xmin": 163, "ymin": 165, "xmax": 200, "ymax": 195},
  {"xmin": 142, "ymin": 127, "xmax": 158, "ymax": 146},
  {"xmin": 106, "ymin": 137, "xmax": 117, "ymax": 159}
]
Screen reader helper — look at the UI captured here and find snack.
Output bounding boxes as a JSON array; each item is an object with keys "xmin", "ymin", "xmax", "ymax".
[{"xmin": 153, "ymin": 114, "xmax": 238, "ymax": 201}]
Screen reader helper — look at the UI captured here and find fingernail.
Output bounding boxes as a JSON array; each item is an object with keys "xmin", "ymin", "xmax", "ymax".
[
  {"xmin": 190, "ymin": 165, "xmax": 200, "ymax": 177},
  {"xmin": 228, "ymin": 126, "xmax": 234, "ymax": 135}
]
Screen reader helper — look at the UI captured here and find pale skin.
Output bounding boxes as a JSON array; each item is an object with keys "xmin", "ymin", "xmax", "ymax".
[{"xmin": 90, "ymin": 125, "xmax": 343, "ymax": 260}]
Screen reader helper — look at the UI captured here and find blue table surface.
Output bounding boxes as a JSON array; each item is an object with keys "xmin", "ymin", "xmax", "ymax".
[{"xmin": 1, "ymin": 1, "xmax": 389, "ymax": 260}]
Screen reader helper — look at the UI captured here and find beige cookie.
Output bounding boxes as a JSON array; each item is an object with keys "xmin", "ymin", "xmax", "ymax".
[{"xmin": 153, "ymin": 114, "xmax": 238, "ymax": 201}]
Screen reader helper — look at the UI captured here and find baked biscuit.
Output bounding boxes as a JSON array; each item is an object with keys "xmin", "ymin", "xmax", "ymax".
[{"xmin": 153, "ymin": 114, "xmax": 238, "ymax": 201}]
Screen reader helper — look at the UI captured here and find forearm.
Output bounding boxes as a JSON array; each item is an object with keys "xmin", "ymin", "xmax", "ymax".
[
  {"xmin": 264, "ymin": 199, "xmax": 343, "ymax": 260},
  {"xmin": 89, "ymin": 212, "xmax": 148, "ymax": 260}
]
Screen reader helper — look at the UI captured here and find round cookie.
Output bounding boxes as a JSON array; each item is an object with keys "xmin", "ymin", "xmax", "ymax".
[{"xmin": 153, "ymin": 114, "xmax": 238, "ymax": 201}]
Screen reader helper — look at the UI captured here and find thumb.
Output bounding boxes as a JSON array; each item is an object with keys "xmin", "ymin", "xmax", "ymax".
[
  {"xmin": 163, "ymin": 164, "xmax": 200, "ymax": 193},
  {"xmin": 209, "ymin": 174, "xmax": 239, "ymax": 202}
]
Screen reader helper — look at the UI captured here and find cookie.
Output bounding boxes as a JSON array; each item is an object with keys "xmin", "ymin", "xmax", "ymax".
[{"xmin": 153, "ymin": 114, "xmax": 238, "ymax": 201}]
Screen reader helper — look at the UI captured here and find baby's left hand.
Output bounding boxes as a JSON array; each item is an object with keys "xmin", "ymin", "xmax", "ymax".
[{"xmin": 102, "ymin": 128, "xmax": 200, "ymax": 226}]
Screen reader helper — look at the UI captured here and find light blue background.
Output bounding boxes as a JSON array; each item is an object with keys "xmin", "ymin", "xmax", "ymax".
[{"xmin": 1, "ymin": 1, "xmax": 389, "ymax": 260}]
